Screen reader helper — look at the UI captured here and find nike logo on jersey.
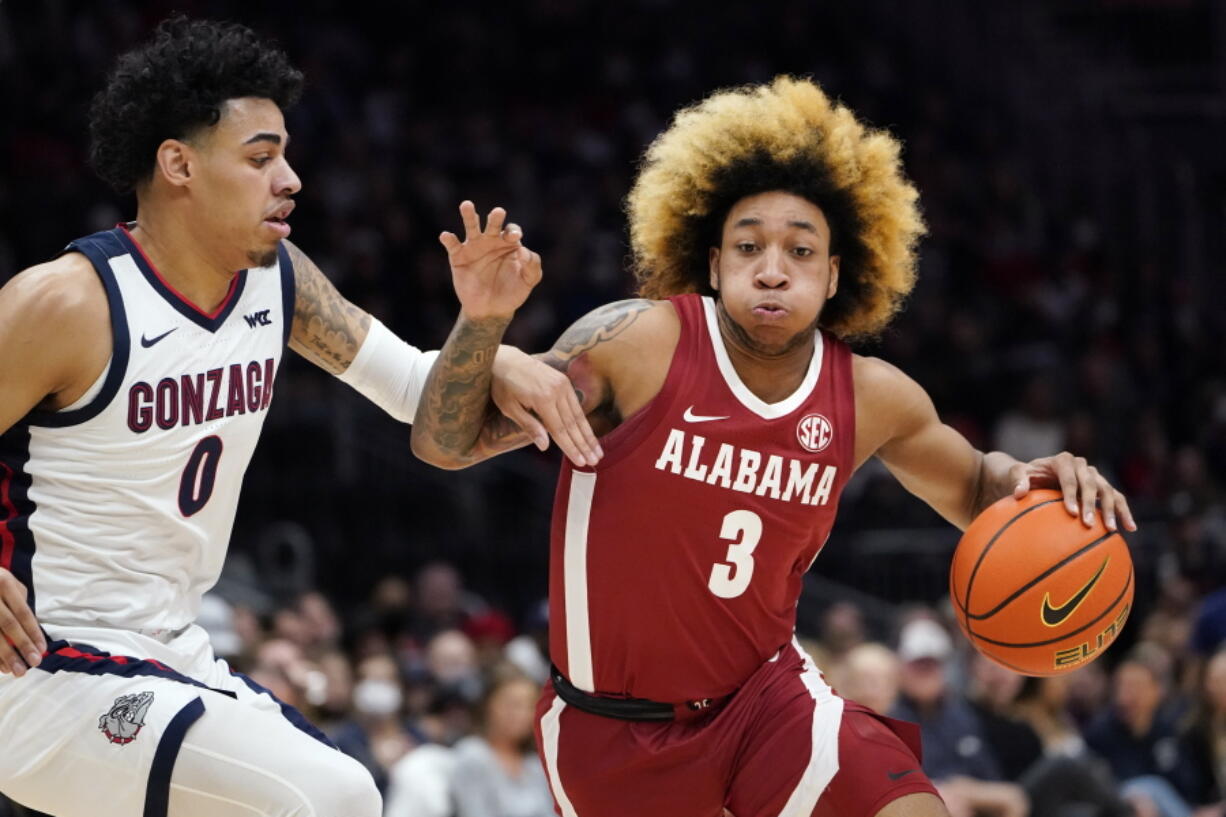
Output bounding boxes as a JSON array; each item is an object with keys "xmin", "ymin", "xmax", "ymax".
[
  {"xmin": 140, "ymin": 328, "xmax": 178, "ymax": 348},
  {"xmin": 244, "ymin": 309, "xmax": 273, "ymax": 328},
  {"xmin": 683, "ymin": 406, "xmax": 730, "ymax": 423},
  {"xmin": 887, "ymin": 769, "xmax": 917, "ymax": 781},
  {"xmin": 1041, "ymin": 556, "xmax": 1110, "ymax": 627}
]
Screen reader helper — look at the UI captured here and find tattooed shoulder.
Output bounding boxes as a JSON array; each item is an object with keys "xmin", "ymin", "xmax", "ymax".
[
  {"xmin": 549, "ymin": 298, "xmax": 655, "ymax": 362},
  {"xmin": 285, "ymin": 240, "xmax": 372, "ymax": 374}
]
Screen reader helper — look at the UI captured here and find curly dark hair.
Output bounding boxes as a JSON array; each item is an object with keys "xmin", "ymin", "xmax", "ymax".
[
  {"xmin": 89, "ymin": 16, "xmax": 304, "ymax": 193},
  {"xmin": 628, "ymin": 77, "xmax": 925, "ymax": 340}
]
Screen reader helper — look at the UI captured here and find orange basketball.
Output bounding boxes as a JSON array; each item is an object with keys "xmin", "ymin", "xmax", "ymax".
[{"xmin": 950, "ymin": 488, "xmax": 1133, "ymax": 676}]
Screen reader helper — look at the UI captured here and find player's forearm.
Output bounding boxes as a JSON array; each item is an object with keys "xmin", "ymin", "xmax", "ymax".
[
  {"xmin": 411, "ymin": 313, "xmax": 511, "ymax": 467},
  {"xmin": 971, "ymin": 450, "xmax": 1025, "ymax": 517}
]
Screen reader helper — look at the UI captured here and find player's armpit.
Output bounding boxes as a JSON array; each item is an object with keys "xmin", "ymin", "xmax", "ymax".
[
  {"xmin": 856, "ymin": 356, "xmax": 984, "ymax": 530},
  {"xmin": 284, "ymin": 239, "xmax": 372, "ymax": 374}
]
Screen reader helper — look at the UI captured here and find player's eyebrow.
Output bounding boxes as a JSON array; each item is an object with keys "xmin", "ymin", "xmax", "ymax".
[
  {"xmin": 243, "ymin": 132, "xmax": 286, "ymax": 147},
  {"xmin": 733, "ymin": 217, "xmax": 819, "ymax": 235}
]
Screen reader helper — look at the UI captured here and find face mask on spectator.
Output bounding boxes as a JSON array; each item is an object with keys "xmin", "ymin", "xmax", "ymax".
[{"xmin": 353, "ymin": 678, "xmax": 402, "ymax": 716}]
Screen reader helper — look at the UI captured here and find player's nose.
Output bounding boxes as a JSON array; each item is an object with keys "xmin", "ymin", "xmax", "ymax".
[
  {"xmin": 276, "ymin": 160, "xmax": 303, "ymax": 197},
  {"xmin": 755, "ymin": 249, "xmax": 788, "ymax": 288}
]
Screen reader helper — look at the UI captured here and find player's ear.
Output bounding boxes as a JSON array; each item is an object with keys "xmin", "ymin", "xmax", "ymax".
[
  {"xmin": 827, "ymin": 255, "xmax": 840, "ymax": 299},
  {"xmin": 708, "ymin": 247, "xmax": 720, "ymax": 291},
  {"xmin": 155, "ymin": 139, "xmax": 194, "ymax": 188}
]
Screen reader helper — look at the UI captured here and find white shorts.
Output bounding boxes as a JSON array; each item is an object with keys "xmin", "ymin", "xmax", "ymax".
[{"xmin": 0, "ymin": 625, "xmax": 380, "ymax": 817}]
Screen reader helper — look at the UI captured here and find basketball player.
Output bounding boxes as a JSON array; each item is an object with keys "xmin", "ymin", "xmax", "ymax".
[
  {"xmin": 412, "ymin": 77, "xmax": 1137, "ymax": 817},
  {"xmin": 0, "ymin": 17, "xmax": 596, "ymax": 817}
]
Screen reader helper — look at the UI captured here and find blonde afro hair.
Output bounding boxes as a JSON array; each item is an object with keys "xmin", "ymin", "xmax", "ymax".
[{"xmin": 628, "ymin": 76, "xmax": 926, "ymax": 340}]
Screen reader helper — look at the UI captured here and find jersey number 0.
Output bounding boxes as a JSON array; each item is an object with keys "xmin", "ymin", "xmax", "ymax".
[
  {"xmin": 179, "ymin": 436, "xmax": 223, "ymax": 517},
  {"xmin": 707, "ymin": 509, "xmax": 762, "ymax": 599}
]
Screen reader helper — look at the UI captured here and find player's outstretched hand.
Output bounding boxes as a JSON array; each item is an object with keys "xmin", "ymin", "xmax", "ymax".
[
  {"xmin": 439, "ymin": 201, "xmax": 542, "ymax": 321},
  {"xmin": 0, "ymin": 567, "xmax": 45, "ymax": 677},
  {"xmin": 491, "ymin": 348, "xmax": 603, "ymax": 468},
  {"xmin": 1010, "ymin": 451, "xmax": 1137, "ymax": 533}
]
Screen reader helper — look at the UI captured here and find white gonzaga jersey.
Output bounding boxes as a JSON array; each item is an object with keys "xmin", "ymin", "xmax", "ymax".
[{"xmin": 0, "ymin": 225, "xmax": 293, "ymax": 637}]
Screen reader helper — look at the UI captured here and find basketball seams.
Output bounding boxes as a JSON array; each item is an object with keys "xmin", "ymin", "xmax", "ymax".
[
  {"xmin": 963, "ymin": 531, "xmax": 1119, "ymax": 621},
  {"xmin": 958, "ymin": 497, "xmax": 1062, "ymax": 636},
  {"xmin": 966, "ymin": 568, "xmax": 1132, "ymax": 649}
]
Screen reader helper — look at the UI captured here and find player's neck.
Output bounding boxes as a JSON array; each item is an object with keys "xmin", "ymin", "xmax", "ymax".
[
  {"xmin": 128, "ymin": 209, "xmax": 239, "ymax": 315},
  {"xmin": 716, "ymin": 303, "xmax": 815, "ymax": 404}
]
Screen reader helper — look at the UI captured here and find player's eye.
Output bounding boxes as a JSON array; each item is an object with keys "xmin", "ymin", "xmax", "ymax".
[
  {"xmin": 251, "ymin": 156, "xmax": 272, "ymax": 167},
  {"xmin": 736, "ymin": 242, "xmax": 757, "ymax": 253},
  {"xmin": 793, "ymin": 246, "xmax": 813, "ymax": 257}
]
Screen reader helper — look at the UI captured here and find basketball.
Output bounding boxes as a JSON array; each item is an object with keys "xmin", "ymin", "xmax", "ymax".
[{"xmin": 950, "ymin": 489, "xmax": 1133, "ymax": 676}]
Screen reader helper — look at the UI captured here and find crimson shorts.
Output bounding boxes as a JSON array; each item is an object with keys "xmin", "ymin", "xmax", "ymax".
[{"xmin": 534, "ymin": 641, "xmax": 938, "ymax": 817}]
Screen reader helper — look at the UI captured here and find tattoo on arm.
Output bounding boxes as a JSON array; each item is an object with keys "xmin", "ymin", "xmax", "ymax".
[
  {"xmin": 285, "ymin": 240, "xmax": 372, "ymax": 374},
  {"xmin": 540, "ymin": 299, "xmax": 652, "ymax": 428},
  {"xmin": 413, "ymin": 314, "xmax": 510, "ymax": 461},
  {"xmin": 544, "ymin": 299, "xmax": 653, "ymax": 367},
  {"xmin": 413, "ymin": 299, "xmax": 653, "ymax": 466}
]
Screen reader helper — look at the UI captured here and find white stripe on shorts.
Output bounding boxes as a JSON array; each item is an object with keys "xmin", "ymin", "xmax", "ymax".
[
  {"xmin": 564, "ymin": 471, "xmax": 596, "ymax": 692},
  {"xmin": 541, "ymin": 695, "xmax": 579, "ymax": 817},
  {"xmin": 778, "ymin": 637, "xmax": 845, "ymax": 817}
]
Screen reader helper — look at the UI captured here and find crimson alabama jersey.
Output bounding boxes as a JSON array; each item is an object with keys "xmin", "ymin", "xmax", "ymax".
[{"xmin": 549, "ymin": 293, "xmax": 855, "ymax": 703}]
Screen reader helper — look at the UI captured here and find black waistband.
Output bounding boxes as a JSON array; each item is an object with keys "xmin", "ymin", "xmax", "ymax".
[{"xmin": 550, "ymin": 665, "xmax": 677, "ymax": 721}]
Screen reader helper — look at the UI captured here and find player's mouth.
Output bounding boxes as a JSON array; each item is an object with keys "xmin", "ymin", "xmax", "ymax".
[
  {"xmin": 752, "ymin": 301, "xmax": 788, "ymax": 320},
  {"xmin": 263, "ymin": 201, "xmax": 295, "ymax": 238}
]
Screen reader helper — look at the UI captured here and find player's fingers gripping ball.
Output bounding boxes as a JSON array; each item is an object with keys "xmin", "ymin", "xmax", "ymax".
[{"xmin": 950, "ymin": 489, "xmax": 1133, "ymax": 676}]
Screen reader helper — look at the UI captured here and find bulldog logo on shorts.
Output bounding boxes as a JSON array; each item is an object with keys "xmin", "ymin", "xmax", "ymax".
[{"xmin": 99, "ymin": 691, "xmax": 154, "ymax": 744}]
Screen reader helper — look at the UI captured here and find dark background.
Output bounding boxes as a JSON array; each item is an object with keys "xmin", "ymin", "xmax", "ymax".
[{"xmin": 3, "ymin": 0, "xmax": 1224, "ymax": 643}]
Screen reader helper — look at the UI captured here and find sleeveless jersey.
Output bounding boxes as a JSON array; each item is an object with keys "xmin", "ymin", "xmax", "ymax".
[
  {"xmin": 0, "ymin": 225, "xmax": 293, "ymax": 638},
  {"xmin": 549, "ymin": 294, "xmax": 855, "ymax": 702}
]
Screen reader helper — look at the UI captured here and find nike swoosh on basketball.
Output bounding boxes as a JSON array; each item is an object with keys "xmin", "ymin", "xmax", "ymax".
[
  {"xmin": 683, "ymin": 406, "xmax": 730, "ymax": 423},
  {"xmin": 140, "ymin": 327, "xmax": 178, "ymax": 348},
  {"xmin": 887, "ymin": 769, "xmax": 916, "ymax": 781},
  {"xmin": 1041, "ymin": 556, "xmax": 1110, "ymax": 627}
]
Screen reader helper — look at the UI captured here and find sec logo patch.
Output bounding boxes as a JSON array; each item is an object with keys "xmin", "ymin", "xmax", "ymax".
[{"xmin": 796, "ymin": 413, "xmax": 833, "ymax": 453}]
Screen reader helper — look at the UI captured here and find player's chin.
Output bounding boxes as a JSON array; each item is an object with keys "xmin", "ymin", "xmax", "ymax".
[
  {"xmin": 744, "ymin": 321, "xmax": 812, "ymax": 355},
  {"xmin": 247, "ymin": 243, "xmax": 279, "ymax": 269}
]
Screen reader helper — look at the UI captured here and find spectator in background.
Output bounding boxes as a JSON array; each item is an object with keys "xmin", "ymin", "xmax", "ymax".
[
  {"xmin": 332, "ymin": 653, "xmax": 418, "ymax": 793},
  {"xmin": 890, "ymin": 617, "xmax": 1029, "ymax": 817},
  {"xmin": 1192, "ymin": 589, "xmax": 1226, "ymax": 659},
  {"xmin": 1085, "ymin": 643, "xmax": 1202, "ymax": 817},
  {"xmin": 833, "ymin": 642, "xmax": 901, "ymax": 716},
  {"xmin": 810, "ymin": 600, "xmax": 869, "ymax": 679},
  {"xmin": 463, "ymin": 609, "xmax": 519, "ymax": 671},
  {"xmin": 993, "ymin": 374, "xmax": 1066, "ymax": 464},
  {"xmin": 413, "ymin": 561, "xmax": 486, "ymax": 643},
  {"xmin": 969, "ymin": 656, "xmax": 1130, "ymax": 817},
  {"xmin": 427, "ymin": 629, "xmax": 483, "ymax": 704},
  {"xmin": 503, "ymin": 599, "xmax": 550, "ymax": 685},
  {"xmin": 452, "ymin": 664, "xmax": 554, "ymax": 817},
  {"xmin": 966, "ymin": 654, "xmax": 1042, "ymax": 780},
  {"xmin": 1182, "ymin": 648, "xmax": 1226, "ymax": 815},
  {"xmin": 1013, "ymin": 674, "xmax": 1089, "ymax": 758}
]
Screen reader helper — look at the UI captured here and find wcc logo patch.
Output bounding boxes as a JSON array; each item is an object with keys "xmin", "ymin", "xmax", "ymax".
[{"xmin": 99, "ymin": 691, "xmax": 154, "ymax": 745}]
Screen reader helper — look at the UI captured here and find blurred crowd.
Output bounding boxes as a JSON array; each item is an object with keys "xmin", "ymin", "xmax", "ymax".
[
  {"xmin": 3, "ymin": 0, "xmax": 1226, "ymax": 814},
  {"xmin": 129, "ymin": 564, "xmax": 1226, "ymax": 817}
]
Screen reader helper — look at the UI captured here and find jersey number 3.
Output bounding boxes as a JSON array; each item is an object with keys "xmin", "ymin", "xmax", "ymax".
[
  {"xmin": 179, "ymin": 436, "xmax": 223, "ymax": 517},
  {"xmin": 708, "ymin": 510, "xmax": 762, "ymax": 599}
]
